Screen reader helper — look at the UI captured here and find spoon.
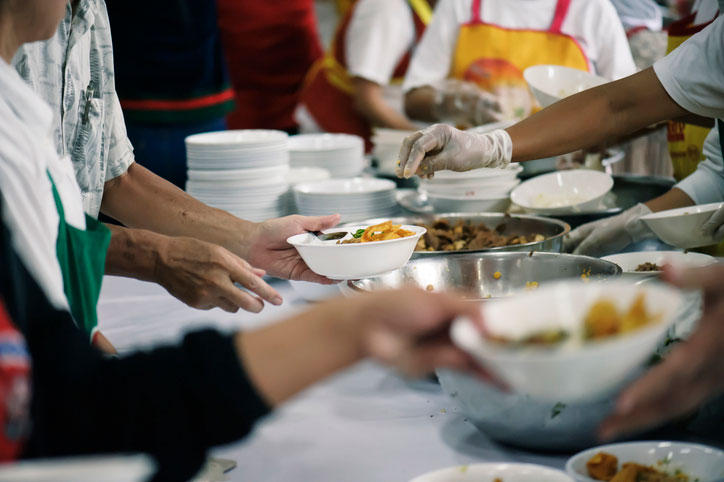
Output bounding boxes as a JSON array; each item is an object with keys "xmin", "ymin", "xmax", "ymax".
[{"xmin": 310, "ymin": 230, "xmax": 349, "ymax": 241}]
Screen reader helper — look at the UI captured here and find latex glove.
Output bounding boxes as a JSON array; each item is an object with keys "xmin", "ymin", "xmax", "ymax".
[
  {"xmin": 564, "ymin": 203, "xmax": 654, "ymax": 257},
  {"xmin": 700, "ymin": 204, "xmax": 724, "ymax": 242},
  {"xmin": 433, "ymin": 79, "xmax": 503, "ymax": 127},
  {"xmin": 396, "ymin": 124, "xmax": 512, "ymax": 179},
  {"xmin": 599, "ymin": 264, "xmax": 724, "ymax": 440},
  {"xmin": 246, "ymin": 214, "xmax": 341, "ymax": 284}
]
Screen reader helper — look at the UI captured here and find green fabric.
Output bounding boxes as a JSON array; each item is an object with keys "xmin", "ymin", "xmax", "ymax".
[{"xmin": 48, "ymin": 173, "xmax": 111, "ymax": 338}]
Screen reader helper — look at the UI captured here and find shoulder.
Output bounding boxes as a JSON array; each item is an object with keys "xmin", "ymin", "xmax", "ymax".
[{"xmin": 352, "ymin": 0, "xmax": 412, "ymax": 19}]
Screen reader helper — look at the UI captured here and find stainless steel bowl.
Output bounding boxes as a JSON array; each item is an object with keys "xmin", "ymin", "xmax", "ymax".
[
  {"xmin": 343, "ymin": 213, "xmax": 570, "ymax": 257},
  {"xmin": 348, "ymin": 252, "xmax": 621, "ymax": 300}
]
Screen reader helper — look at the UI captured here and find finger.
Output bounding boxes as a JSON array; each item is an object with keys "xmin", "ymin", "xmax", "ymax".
[
  {"xmin": 296, "ymin": 268, "xmax": 339, "ymax": 285},
  {"xmin": 699, "ymin": 208, "xmax": 724, "ymax": 236},
  {"xmin": 663, "ymin": 263, "xmax": 724, "ymax": 292},
  {"xmin": 397, "ymin": 131, "xmax": 425, "ymax": 177},
  {"xmin": 298, "ymin": 214, "xmax": 342, "ymax": 232},
  {"xmin": 404, "ymin": 130, "xmax": 446, "ymax": 179},
  {"xmin": 219, "ymin": 286, "xmax": 265, "ymax": 313},
  {"xmin": 232, "ymin": 266, "xmax": 283, "ymax": 306},
  {"xmin": 564, "ymin": 223, "xmax": 597, "ymax": 253}
]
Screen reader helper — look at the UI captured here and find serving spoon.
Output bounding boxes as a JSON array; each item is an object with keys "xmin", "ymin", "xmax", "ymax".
[{"xmin": 310, "ymin": 230, "xmax": 349, "ymax": 241}]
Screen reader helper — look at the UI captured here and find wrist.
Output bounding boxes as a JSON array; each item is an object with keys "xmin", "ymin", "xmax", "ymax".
[
  {"xmin": 219, "ymin": 216, "xmax": 259, "ymax": 260},
  {"xmin": 105, "ymin": 225, "xmax": 167, "ymax": 281}
]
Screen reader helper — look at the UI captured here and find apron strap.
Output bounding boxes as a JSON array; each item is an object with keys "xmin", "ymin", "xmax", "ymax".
[
  {"xmin": 549, "ymin": 0, "xmax": 572, "ymax": 34},
  {"xmin": 408, "ymin": 0, "xmax": 433, "ymax": 26},
  {"xmin": 470, "ymin": 0, "xmax": 483, "ymax": 25},
  {"xmin": 717, "ymin": 119, "xmax": 724, "ymax": 158}
]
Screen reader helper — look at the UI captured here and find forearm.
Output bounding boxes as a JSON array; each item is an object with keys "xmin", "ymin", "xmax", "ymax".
[
  {"xmin": 104, "ymin": 224, "xmax": 162, "ymax": 280},
  {"xmin": 644, "ymin": 188, "xmax": 695, "ymax": 213},
  {"xmin": 353, "ymin": 78, "xmax": 417, "ymax": 130},
  {"xmin": 404, "ymin": 86, "xmax": 438, "ymax": 123},
  {"xmin": 507, "ymin": 68, "xmax": 688, "ymax": 162},
  {"xmin": 101, "ymin": 163, "xmax": 257, "ymax": 258}
]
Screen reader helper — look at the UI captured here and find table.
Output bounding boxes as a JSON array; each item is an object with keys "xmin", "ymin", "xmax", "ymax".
[{"xmin": 97, "ymin": 276, "xmax": 570, "ymax": 481}]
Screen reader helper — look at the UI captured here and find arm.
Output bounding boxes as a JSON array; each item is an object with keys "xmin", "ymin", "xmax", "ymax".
[
  {"xmin": 405, "ymin": 86, "xmax": 438, "ymax": 123},
  {"xmin": 644, "ymin": 188, "xmax": 695, "ymax": 213},
  {"xmin": 352, "ymin": 77, "xmax": 418, "ymax": 130}
]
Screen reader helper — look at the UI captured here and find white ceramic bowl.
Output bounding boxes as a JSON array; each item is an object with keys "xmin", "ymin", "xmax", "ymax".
[
  {"xmin": 421, "ymin": 179, "xmax": 520, "ymax": 197},
  {"xmin": 602, "ymin": 251, "xmax": 716, "ymax": 281},
  {"xmin": 523, "ymin": 65, "xmax": 609, "ymax": 108},
  {"xmin": 287, "ymin": 225, "xmax": 425, "ymax": 280},
  {"xmin": 641, "ymin": 202, "xmax": 724, "ymax": 249},
  {"xmin": 450, "ymin": 281, "xmax": 683, "ymax": 403},
  {"xmin": 410, "ymin": 463, "xmax": 573, "ymax": 482},
  {"xmin": 432, "ymin": 164, "xmax": 522, "ymax": 183},
  {"xmin": 0, "ymin": 455, "xmax": 155, "ymax": 482},
  {"xmin": 288, "ymin": 133, "xmax": 364, "ymax": 152},
  {"xmin": 294, "ymin": 177, "xmax": 396, "ymax": 196},
  {"xmin": 566, "ymin": 441, "xmax": 724, "ymax": 482},
  {"xmin": 511, "ymin": 170, "xmax": 613, "ymax": 215},
  {"xmin": 427, "ymin": 193, "xmax": 511, "ymax": 213}
]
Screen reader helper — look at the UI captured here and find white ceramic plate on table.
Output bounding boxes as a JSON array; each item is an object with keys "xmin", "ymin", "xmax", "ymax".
[
  {"xmin": 410, "ymin": 463, "xmax": 573, "ymax": 482},
  {"xmin": 602, "ymin": 251, "xmax": 716, "ymax": 281},
  {"xmin": 0, "ymin": 455, "xmax": 155, "ymax": 482},
  {"xmin": 523, "ymin": 65, "xmax": 608, "ymax": 108},
  {"xmin": 641, "ymin": 202, "xmax": 724, "ymax": 249},
  {"xmin": 511, "ymin": 170, "xmax": 613, "ymax": 215},
  {"xmin": 566, "ymin": 441, "xmax": 724, "ymax": 482},
  {"xmin": 185, "ymin": 129, "xmax": 288, "ymax": 148}
]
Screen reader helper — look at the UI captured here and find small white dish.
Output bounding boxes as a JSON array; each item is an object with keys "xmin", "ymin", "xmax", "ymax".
[
  {"xmin": 511, "ymin": 170, "xmax": 613, "ymax": 215},
  {"xmin": 0, "ymin": 455, "xmax": 155, "ymax": 482},
  {"xmin": 410, "ymin": 463, "xmax": 573, "ymax": 482},
  {"xmin": 602, "ymin": 251, "xmax": 716, "ymax": 281},
  {"xmin": 451, "ymin": 281, "xmax": 683, "ymax": 403},
  {"xmin": 641, "ymin": 202, "xmax": 724, "ymax": 249},
  {"xmin": 566, "ymin": 441, "xmax": 724, "ymax": 482},
  {"xmin": 523, "ymin": 65, "xmax": 608, "ymax": 108},
  {"xmin": 287, "ymin": 225, "xmax": 425, "ymax": 280}
]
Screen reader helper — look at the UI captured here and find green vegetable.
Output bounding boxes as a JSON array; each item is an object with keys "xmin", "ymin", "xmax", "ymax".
[
  {"xmin": 551, "ymin": 402, "xmax": 566, "ymax": 419},
  {"xmin": 353, "ymin": 229, "xmax": 365, "ymax": 238}
]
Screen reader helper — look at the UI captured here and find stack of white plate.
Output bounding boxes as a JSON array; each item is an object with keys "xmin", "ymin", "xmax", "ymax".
[
  {"xmin": 185, "ymin": 130, "xmax": 290, "ymax": 221},
  {"xmin": 288, "ymin": 134, "xmax": 365, "ymax": 178},
  {"xmin": 371, "ymin": 128, "xmax": 414, "ymax": 174},
  {"xmin": 283, "ymin": 167, "xmax": 331, "ymax": 214},
  {"xmin": 293, "ymin": 178, "xmax": 397, "ymax": 223},
  {"xmin": 419, "ymin": 165, "xmax": 522, "ymax": 213}
]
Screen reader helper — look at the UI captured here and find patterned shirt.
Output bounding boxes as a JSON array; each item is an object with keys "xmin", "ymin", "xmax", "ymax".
[{"xmin": 12, "ymin": 0, "xmax": 134, "ymax": 218}]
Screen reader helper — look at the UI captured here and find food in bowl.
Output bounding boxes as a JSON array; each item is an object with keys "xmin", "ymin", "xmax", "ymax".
[
  {"xmin": 414, "ymin": 218, "xmax": 545, "ymax": 252},
  {"xmin": 338, "ymin": 221, "xmax": 415, "ymax": 244},
  {"xmin": 586, "ymin": 452, "xmax": 690, "ymax": 482},
  {"xmin": 635, "ymin": 262, "xmax": 661, "ymax": 272}
]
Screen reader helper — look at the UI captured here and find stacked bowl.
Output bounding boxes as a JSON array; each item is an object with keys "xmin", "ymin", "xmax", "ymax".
[
  {"xmin": 419, "ymin": 165, "xmax": 522, "ymax": 213},
  {"xmin": 288, "ymin": 134, "xmax": 365, "ymax": 178},
  {"xmin": 293, "ymin": 178, "xmax": 397, "ymax": 223},
  {"xmin": 185, "ymin": 130, "xmax": 290, "ymax": 222}
]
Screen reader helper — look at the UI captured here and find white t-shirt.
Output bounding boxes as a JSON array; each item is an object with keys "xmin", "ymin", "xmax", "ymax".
[{"xmin": 403, "ymin": 0, "xmax": 637, "ymax": 92}]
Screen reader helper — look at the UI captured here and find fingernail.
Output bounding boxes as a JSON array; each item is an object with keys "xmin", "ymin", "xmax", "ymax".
[{"xmin": 273, "ymin": 296, "xmax": 283, "ymax": 305}]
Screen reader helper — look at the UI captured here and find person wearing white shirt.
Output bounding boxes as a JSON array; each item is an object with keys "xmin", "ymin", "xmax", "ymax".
[
  {"xmin": 397, "ymin": 13, "xmax": 724, "ymax": 438},
  {"xmin": 403, "ymin": 0, "xmax": 636, "ymax": 125}
]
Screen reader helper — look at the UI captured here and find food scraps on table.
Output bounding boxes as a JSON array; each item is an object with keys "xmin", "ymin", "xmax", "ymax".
[
  {"xmin": 635, "ymin": 262, "xmax": 661, "ymax": 272},
  {"xmin": 338, "ymin": 221, "xmax": 415, "ymax": 244},
  {"xmin": 587, "ymin": 452, "xmax": 691, "ymax": 482},
  {"xmin": 493, "ymin": 271, "xmax": 502, "ymax": 280},
  {"xmin": 414, "ymin": 218, "xmax": 544, "ymax": 252}
]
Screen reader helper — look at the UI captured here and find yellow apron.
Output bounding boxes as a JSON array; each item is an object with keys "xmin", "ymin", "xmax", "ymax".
[
  {"xmin": 450, "ymin": 0, "xmax": 590, "ymax": 119},
  {"xmin": 666, "ymin": 13, "xmax": 717, "ymax": 181}
]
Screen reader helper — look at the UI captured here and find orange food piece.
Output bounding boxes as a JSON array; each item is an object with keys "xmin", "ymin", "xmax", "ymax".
[{"xmin": 586, "ymin": 451, "xmax": 619, "ymax": 481}]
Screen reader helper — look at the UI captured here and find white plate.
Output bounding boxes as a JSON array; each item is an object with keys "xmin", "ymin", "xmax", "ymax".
[
  {"xmin": 511, "ymin": 170, "xmax": 613, "ymax": 215},
  {"xmin": 0, "ymin": 455, "xmax": 155, "ymax": 482},
  {"xmin": 185, "ymin": 129, "xmax": 288, "ymax": 147},
  {"xmin": 187, "ymin": 165, "xmax": 288, "ymax": 180},
  {"xmin": 289, "ymin": 133, "xmax": 364, "ymax": 151},
  {"xmin": 410, "ymin": 463, "xmax": 573, "ymax": 482},
  {"xmin": 566, "ymin": 441, "xmax": 724, "ymax": 482},
  {"xmin": 641, "ymin": 202, "xmax": 724, "ymax": 249},
  {"xmin": 601, "ymin": 251, "xmax": 716, "ymax": 279}
]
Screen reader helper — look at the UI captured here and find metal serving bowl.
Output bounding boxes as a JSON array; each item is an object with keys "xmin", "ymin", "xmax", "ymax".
[
  {"xmin": 347, "ymin": 252, "xmax": 621, "ymax": 300},
  {"xmin": 344, "ymin": 213, "xmax": 570, "ymax": 257}
]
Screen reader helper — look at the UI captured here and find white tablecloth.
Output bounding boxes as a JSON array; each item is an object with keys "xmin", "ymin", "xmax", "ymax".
[{"xmin": 97, "ymin": 276, "xmax": 570, "ymax": 481}]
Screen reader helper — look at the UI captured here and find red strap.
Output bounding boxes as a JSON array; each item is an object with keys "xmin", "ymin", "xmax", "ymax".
[
  {"xmin": 549, "ymin": 0, "xmax": 572, "ymax": 34},
  {"xmin": 471, "ymin": 0, "xmax": 483, "ymax": 24}
]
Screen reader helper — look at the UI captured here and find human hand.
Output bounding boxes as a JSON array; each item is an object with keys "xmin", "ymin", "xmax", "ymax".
[
  {"xmin": 433, "ymin": 79, "xmax": 503, "ymax": 128},
  {"xmin": 353, "ymin": 287, "xmax": 497, "ymax": 380},
  {"xmin": 700, "ymin": 204, "xmax": 724, "ymax": 242},
  {"xmin": 563, "ymin": 203, "xmax": 653, "ymax": 257},
  {"xmin": 157, "ymin": 236, "xmax": 282, "ymax": 313},
  {"xmin": 599, "ymin": 264, "xmax": 724, "ymax": 440},
  {"xmin": 246, "ymin": 214, "xmax": 341, "ymax": 284},
  {"xmin": 396, "ymin": 124, "xmax": 512, "ymax": 179}
]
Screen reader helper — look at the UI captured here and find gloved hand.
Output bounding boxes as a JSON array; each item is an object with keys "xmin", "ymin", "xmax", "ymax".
[
  {"xmin": 433, "ymin": 79, "xmax": 503, "ymax": 127},
  {"xmin": 700, "ymin": 204, "xmax": 724, "ymax": 242},
  {"xmin": 564, "ymin": 203, "xmax": 654, "ymax": 257},
  {"xmin": 396, "ymin": 124, "xmax": 512, "ymax": 179}
]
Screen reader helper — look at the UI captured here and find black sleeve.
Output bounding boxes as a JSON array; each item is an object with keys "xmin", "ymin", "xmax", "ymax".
[{"xmin": 0, "ymin": 214, "xmax": 269, "ymax": 481}]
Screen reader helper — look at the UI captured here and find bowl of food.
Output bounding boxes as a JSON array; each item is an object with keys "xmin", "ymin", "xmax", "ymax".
[
  {"xmin": 566, "ymin": 441, "xmax": 724, "ymax": 482},
  {"xmin": 410, "ymin": 463, "xmax": 574, "ymax": 482},
  {"xmin": 450, "ymin": 281, "xmax": 683, "ymax": 404},
  {"xmin": 602, "ymin": 251, "xmax": 716, "ymax": 282},
  {"xmin": 523, "ymin": 65, "xmax": 609, "ymax": 108},
  {"xmin": 511, "ymin": 170, "xmax": 614, "ymax": 215},
  {"xmin": 287, "ymin": 221, "xmax": 425, "ymax": 280},
  {"xmin": 344, "ymin": 251, "xmax": 620, "ymax": 300},
  {"xmin": 641, "ymin": 202, "xmax": 724, "ymax": 249}
]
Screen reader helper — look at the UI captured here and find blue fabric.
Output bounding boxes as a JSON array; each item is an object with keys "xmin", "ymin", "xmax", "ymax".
[{"xmin": 125, "ymin": 118, "xmax": 227, "ymax": 189}]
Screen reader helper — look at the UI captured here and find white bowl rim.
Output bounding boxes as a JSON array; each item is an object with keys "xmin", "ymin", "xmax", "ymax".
[
  {"xmin": 288, "ymin": 133, "xmax": 364, "ymax": 151},
  {"xmin": 411, "ymin": 462, "xmax": 573, "ymax": 482},
  {"xmin": 287, "ymin": 225, "xmax": 426, "ymax": 248},
  {"xmin": 185, "ymin": 129, "xmax": 288, "ymax": 146},
  {"xmin": 293, "ymin": 178, "xmax": 396, "ymax": 195},
  {"xmin": 640, "ymin": 201, "xmax": 724, "ymax": 220},
  {"xmin": 510, "ymin": 170, "xmax": 613, "ymax": 209},
  {"xmin": 601, "ymin": 251, "xmax": 716, "ymax": 274}
]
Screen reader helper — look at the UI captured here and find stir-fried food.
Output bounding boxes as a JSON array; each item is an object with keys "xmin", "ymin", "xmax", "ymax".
[
  {"xmin": 414, "ymin": 218, "xmax": 544, "ymax": 252},
  {"xmin": 587, "ymin": 452, "xmax": 690, "ymax": 482},
  {"xmin": 338, "ymin": 221, "xmax": 415, "ymax": 244},
  {"xmin": 635, "ymin": 262, "xmax": 661, "ymax": 272}
]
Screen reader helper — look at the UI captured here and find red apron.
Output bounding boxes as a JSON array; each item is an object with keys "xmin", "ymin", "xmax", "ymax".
[{"xmin": 299, "ymin": 0, "xmax": 431, "ymax": 152}]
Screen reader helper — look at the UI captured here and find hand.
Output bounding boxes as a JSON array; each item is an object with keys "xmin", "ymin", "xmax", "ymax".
[
  {"xmin": 157, "ymin": 236, "xmax": 282, "ymax": 313},
  {"xmin": 564, "ymin": 203, "xmax": 654, "ymax": 257},
  {"xmin": 354, "ymin": 287, "xmax": 496, "ymax": 380},
  {"xmin": 246, "ymin": 214, "xmax": 341, "ymax": 284},
  {"xmin": 396, "ymin": 124, "xmax": 512, "ymax": 179},
  {"xmin": 433, "ymin": 79, "xmax": 503, "ymax": 128},
  {"xmin": 700, "ymin": 204, "xmax": 724, "ymax": 242},
  {"xmin": 599, "ymin": 264, "xmax": 724, "ymax": 440}
]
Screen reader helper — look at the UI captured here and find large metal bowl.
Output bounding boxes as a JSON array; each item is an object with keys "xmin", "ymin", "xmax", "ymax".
[
  {"xmin": 343, "ymin": 214, "xmax": 570, "ymax": 257},
  {"xmin": 347, "ymin": 252, "xmax": 621, "ymax": 300}
]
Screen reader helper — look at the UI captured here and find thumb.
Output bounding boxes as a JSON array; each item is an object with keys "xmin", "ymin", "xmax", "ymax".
[
  {"xmin": 700, "ymin": 207, "xmax": 724, "ymax": 236},
  {"xmin": 299, "ymin": 214, "xmax": 341, "ymax": 232}
]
